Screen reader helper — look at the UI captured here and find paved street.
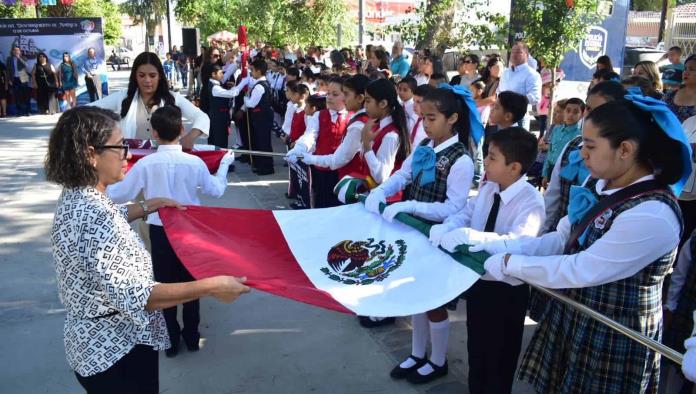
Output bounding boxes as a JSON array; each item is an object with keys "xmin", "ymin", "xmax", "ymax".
[{"xmin": 0, "ymin": 70, "xmax": 536, "ymax": 394}]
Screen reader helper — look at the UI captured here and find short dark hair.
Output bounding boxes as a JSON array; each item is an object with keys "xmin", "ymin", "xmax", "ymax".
[
  {"xmin": 287, "ymin": 67, "xmax": 300, "ymax": 79},
  {"xmin": 343, "ymin": 74, "xmax": 370, "ymax": 96},
  {"xmin": 430, "ymin": 73, "xmax": 447, "ymax": 85},
  {"xmin": 669, "ymin": 46, "xmax": 682, "ymax": 54},
  {"xmin": 398, "ymin": 76, "xmax": 417, "ymax": 93},
  {"xmin": 497, "ymin": 91, "xmax": 528, "ymax": 124},
  {"xmin": 45, "ymin": 107, "xmax": 120, "ymax": 188},
  {"xmin": 593, "ymin": 68, "xmax": 620, "ymax": 82},
  {"xmin": 151, "ymin": 106, "xmax": 183, "ymax": 142},
  {"xmin": 487, "ymin": 126, "xmax": 538, "ymax": 174},
  {"xmin": 251, "ymin": 58, "xmax": 268, "ymax": 74},
  {"xmin": 306, "ymin": 94, "xmax": 327, "ymax": 112},
  {"xmin": 564, "ymin": 97, "xmax": 586, "ymax": 111},
  {"xmin": 413, "ymin": 84, "xmax": 435, "ymax": 98},
  {"xmin": 588, "ymin": 80, "xmax": 626, "ymax": 102}
]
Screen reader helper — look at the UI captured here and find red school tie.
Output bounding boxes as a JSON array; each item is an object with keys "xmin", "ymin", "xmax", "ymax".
[{"xmin": 411, "ymin": 118, "xmax": 422, "ymax": 143}]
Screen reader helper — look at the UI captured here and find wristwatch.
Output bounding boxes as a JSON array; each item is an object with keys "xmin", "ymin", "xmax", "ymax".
[{"xmin": 138, "ymin": 200, "xmax": 150, "ymax": 218}]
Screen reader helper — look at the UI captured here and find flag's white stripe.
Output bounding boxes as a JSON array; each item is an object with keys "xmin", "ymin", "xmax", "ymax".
[{"xmin": 273, "ymin": 204, "xmax": 480, "ymax": 317}]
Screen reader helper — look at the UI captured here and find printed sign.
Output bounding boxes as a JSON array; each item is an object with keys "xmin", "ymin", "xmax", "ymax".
[{"xmin": 579, "ymin": 26, "xmax": 609, "ymax": 69}]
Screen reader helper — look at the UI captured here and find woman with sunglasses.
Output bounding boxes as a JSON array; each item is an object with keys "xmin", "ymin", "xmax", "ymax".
[
  {"xmin": 450, "ymin": 54, "xmax": 480, "ymax": 88},
  {"xmin": 46, "ymin": 106, "xmax": 249, "ymax": 393},
  {"xmin": 89, "ymin": 52, "xmax": 209, "ymax": 150}
]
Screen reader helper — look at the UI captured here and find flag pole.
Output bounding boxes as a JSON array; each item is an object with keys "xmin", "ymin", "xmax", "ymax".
[{"xmin": 231, "ymin": 149, "xmax": 291, "ymax": 158}]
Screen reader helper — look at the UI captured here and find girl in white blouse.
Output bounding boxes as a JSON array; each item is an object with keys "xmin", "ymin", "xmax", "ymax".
[
  {"xmin": 45, "ymin": 106, "xmax": 248, "ymax": 393},
  {"xmin": 89, "ymin": 52, "xmax": 210, "ymax": 150}
]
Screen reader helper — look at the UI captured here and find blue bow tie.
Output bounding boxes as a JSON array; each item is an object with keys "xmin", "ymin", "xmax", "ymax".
[
  {"xmin": 568, "ymin": 185, "xmax": 598, "ymax": 246},
  {"xmin": 412, "ymin": 145, "xmax": 437, "ymax": 187},
  {"xmin": 559, "ymin": 150, "xmax": 590, "ymax": 185}
]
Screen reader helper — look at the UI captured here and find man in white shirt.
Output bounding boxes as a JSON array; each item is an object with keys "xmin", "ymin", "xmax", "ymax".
[
  {"xmin": 497, "ymin": 42, "xmax": 542, "ymax": 130},
  {"xmin": 107, "ymin": 106, "xmax": 234, "ymax": 357}
]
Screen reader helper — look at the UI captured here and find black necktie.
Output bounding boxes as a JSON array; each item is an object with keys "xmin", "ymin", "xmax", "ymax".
[{"xmin": 484, "ymin": 193, "xmax": 501, "ymax": 232}]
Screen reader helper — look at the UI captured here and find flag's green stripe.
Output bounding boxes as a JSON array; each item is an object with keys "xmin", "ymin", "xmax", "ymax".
[{"xmin": 357, "ymin": 195, "xmax": 487, "ymax": 275}]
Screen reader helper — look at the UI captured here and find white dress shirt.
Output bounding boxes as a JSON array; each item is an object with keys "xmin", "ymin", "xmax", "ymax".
[
  {"xmin": 500, "ymin": 175, "xmax": 681, "ymax": 288},
  {"xmin": 210, "ymin": 78, "xmax": 239, "ymax": 99},
  {"xmin": 415, "ymin": 74, "xmax": 429, "ymax": 86},
  {"xmin": 443, "ymin": 176, "xmax": 545, "ymax": 284},
  {"xmin": 402, "ymin": 98, "xmax": 415, "ymax": 120},
  {"xmin": 311, "ymin": 109, "xmax": 366, "ymax": 170},
  {"xmin": 364, "ymin": 115, "xmax": 401, "ymax": 184},
  {"xmin": 497, "ymin": 63, "xmax": 542, "ymax": 105},
  {"xmin": 666, "ymin": 236, "xmax": 693, "ymax": 311},
  {"xmin": 222, "ymin": 62, "xmax": 239, "ymax": 84},
  {"xmin": 293, "ymin": 108, "xmax": 349, "ymax": 153},
  {"xmin": 243, "ymin": 76, "xmax": 268, "ymax": 109},
  {"xmin": 282, "ymin": 101, "xmax": 298, "ymax": 135},
  {"xmin": 107, "ymin": 145, "xmax": 232, "ymax": 225},
  {"xmin": 377, "ymin": 134, "xmax": 474, "ymax": 222},
  {"xmin": 407, "ymin": 115, "xmax": 427, "ymax": 148}
]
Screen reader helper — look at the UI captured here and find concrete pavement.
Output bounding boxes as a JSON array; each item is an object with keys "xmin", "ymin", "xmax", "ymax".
[{"xmin": 0, "ymin": 70, "xmax": 537, "ymax": 393}]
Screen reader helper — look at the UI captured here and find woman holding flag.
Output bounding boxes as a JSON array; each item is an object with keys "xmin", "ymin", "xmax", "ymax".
[{"xmin": 473, "ymin": 95, "xmax": 691, "ymax": 392}]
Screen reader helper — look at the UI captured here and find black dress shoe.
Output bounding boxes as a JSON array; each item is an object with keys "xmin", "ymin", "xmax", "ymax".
[
  {"xmin": 255, "ymin": 169, "xmax": 275, "ymax": 176},
  {"xmin": 289, "ymin": 201, "xmax": 307, "ymax": 210},
  {"xmin": 285, "ymin": 192, "xmax": 298, "ymax": 200},
  {"xmin": 390, "ymin": 355, "xmax": 427, "ymax": 379},
  {"xmin": 358, "ymin": 316, "xmax": 396, "ymax": 328},
  {"xmin": 405, "ymin": 360, "xmax": 448, "ymax": 384},
  {"xmin": 182, "ymin": 331, "xmax": 200, "ymax": 352},
  {"xmin": 165, "ymin": 344, "xmax": 179, "ymax": 358},
  {"xmin": 228, "ymin": 164, "xmax": 235, "ymax": 173}
]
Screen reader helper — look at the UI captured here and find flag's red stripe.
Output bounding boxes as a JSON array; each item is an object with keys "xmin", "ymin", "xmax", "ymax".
[
  {"xmin": 160, "ymin": 206, "xmax": 352, "ymax": 314},
  {"xmin": 127, "ymin": 149, "xmax": 227, "ymax": 174}
]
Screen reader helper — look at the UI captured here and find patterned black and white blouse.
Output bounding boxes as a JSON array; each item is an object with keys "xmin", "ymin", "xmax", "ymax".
[{"xmin": 51, "ymin": 187, "xmax": 169, "ymax": 377}]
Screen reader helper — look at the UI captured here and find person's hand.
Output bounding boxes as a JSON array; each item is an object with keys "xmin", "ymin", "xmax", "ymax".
[
  {"xmin": 180, "ymin": 133, "xmax": 197, "ymax": 150},
  {"xmin": 146, "ymin": 197, "xmax": 186, "ymax": 212},
  {"xmin": 440, "ymin": 227, "xmax": 474, "ymax": 253},
  {"xmin": 469, "ymin": 239, "xmax": 510, "ymax": 254},
  {"xmin": 684, "ymin": 336, "xmax": 696, "ymax": 382},
  {"xmin": 484, "ymin": 253, "xmax": 509, "ymax": 281},
  {"xmin": 364, "ymin": 188, "xmax": 386, "ymax": 214},
  {"xmin": 429, "ymin": 223, "xmax": 454, "ymax": 247},
  {"xmin": 382, "ymin": 200, "xmax": 417, "ymax": 223},
  {"xmin": 207, "ymin": 276, "xmax": 250, "ymax": 303},
  {"xmin": 361, "ymin": 118, "xmax": 378, "ymax": 151},
  {"xmin": 220, "ymin": 151, "xmax": 235, "ymax": 166},
  {"xmin": 301, "ymin": 154, "xmax": 318, "ymax": 165},
  {"xmin": 285, "ymin": 147, "xmax": 301, "ymax": 164},
  {"xmin": 541, "ymin": 177, "xmax": 549, "ymax": 189}
]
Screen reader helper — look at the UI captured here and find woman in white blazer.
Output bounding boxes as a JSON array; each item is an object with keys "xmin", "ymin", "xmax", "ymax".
[{"xmin": 89, "ymin": 52, "xmax": 209, "ymax": 149}]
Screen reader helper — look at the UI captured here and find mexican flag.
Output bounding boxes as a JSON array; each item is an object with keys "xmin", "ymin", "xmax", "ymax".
[{"xmin": 160, "ymin": 203, "xmax": 485, "ymax": 316}]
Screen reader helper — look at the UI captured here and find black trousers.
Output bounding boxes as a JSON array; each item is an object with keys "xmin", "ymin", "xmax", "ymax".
[
  {"xmin": 466, "ymin": 280, "xmax": 529, "ymax": 394},
  {"xmin": 149, "ymin": 225, "xmax": 200, "ymax": 346},
  {"xmin": 250, "ymin": 116, "xmax": 274, "ymax": 174},
  {"xmin": 85, "ymin": 76, "xmax": 98, "ymax": 102},
  {"xmin": 311, "ymin": 167, "xmax": 341, "ymax": 208},
  {"xmin": 208, "ymin": 111, "xmax": 230, "ymax": 148},
  {"xmin": 75, "ymin": 344, "xmax": 158, "ymax": 394},
  {"xmin": 679, "ymin": 199, "xmax": 696, "ymax": 247}
]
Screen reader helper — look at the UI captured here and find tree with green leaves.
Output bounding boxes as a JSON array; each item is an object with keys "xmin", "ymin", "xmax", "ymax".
[
  {"xmin": 511, "ymin": 0, "xmax": 602, "ymax": 125},
  {"xmin": 388, "ymin": 0, "xmax": 509, "ymax": 54},
  {"xmin": 45, "ymin": 0, "xmax": 122, "ymax": 45},
  {"xmin": 631, "ymin": 0, "xmax": 675, "ymax": 11},
  {"xmin": 120, "ymin": 0, "xmax": 167, "ymax": 51},
  {"xmin": 175, "ymin": 0, "xmax": 351, "ymax": 47}
]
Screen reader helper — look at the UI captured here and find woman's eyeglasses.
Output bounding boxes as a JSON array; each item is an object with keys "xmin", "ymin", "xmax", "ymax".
[
  {"xmin": 95, "ymin": 141, "xmax": 129, "ymax": 160},
  {"xmin": 462, "ymin": 59, "xmax": 473, "ymax": 64}
]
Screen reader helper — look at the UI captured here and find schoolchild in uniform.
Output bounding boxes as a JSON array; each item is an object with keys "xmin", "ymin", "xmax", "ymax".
[
  {"xmin": 107, "ymin": 106, "xmax": 235, "ymax": 357},
  {"xmin": 408, "ymin": 84, "xmax": 435, "ymax": 149},
  {"xmin": 366, "ymin": 85, "xmax": 484, "ymax": 384},
  {"xmin": 207, "ymin": 65, "xmax": 236, "ymax": 148},
  {"xmin": 283, "ymin": 81, "xmax": 309, "ymax": 200},
  {"xmin": 245, "ymin": 59, "xmax": 275, "ymax": 175},
  {"xmin": 287, "ymin": 78, "xmax": 347, "ymax": 208},
  {"xmin": 315, "ymin": 74, "xmax": 330, "ymax": 94},
  {"xmin": 397, "ymin": 76, "xmax": 417, "ymax": 121},
  {"xmin": 474, "ymin": 96, "xmax": 692, "ymax": 393},
  {"xmin": 485, "ymin": 91, "xmax": 528, "ymax": 157},
  {"xmin": 430, "ymin": 127, "xmax": 545, "ymax": 393}
]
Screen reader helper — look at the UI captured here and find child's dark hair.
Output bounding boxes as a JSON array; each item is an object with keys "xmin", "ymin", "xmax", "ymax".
[
  {"xmin": 210, "ymin": 64, "xmax": 223, "ymax": 75},
  {"xmin": 586, "ymin": 99, "xmax": 684, "ymax": 186},
  {"xmin": 588, "ymin": 80, "xmax": 626, "ymax": 103},
  {"xmin": 343, "ymin": 74, "xmax": 370, "ymax": 96},
  {"xmin": 251, "ymin": 58, "xmax": 268, "ymax": 74},
  {"xmin": 413, "ymin": 84, "xmax": 435, "ymax": 98},
  {"xmin": 365, "ymin": 78, "xmax": 411, "ymax": 161},
  {"xmin": 621, "ymin": 76, "xmax": 663, "ymax": 100},
  {"xmin": 328, "ymin": 75, "xmax": 346, "ymax": 86},
  {"xmin": 487, "ymin": 126, "xmax": 538, "ymax": 174},
  {"xmin": 429, "ymin": 73, "xmax": 447, "ymax": 85},
  {"xmin": 497, "ymin": 91, "xmax": 528, "ymax": 124},
  {"xmin": 303, "ymin": 68, "xmax": 316, "ymax": 81},
  {"xmin": 593, "ymin": 68, "xmax": 620, "ymax": 82},
  {"xmin": 398, "ymin": 76, "xmax": 417, "ymax": 93},
  {"xmin": 151, "ymin": 105, "xmax": 183, "ymax": 142},
  {"xmin": 287, "ymin": 67, "xmax": 300, "ymax": 79},
  {"xmin": 422, "ymin": 87, "xmax": 472, "ymax": 145},
  {"xmin": 288, "ymin": 81, "xmax": 310, "ymax": 96},
  {"xmin": 564, "ymin": 97, "xmax": 586, "ymax": 111},
  {"xmin": 317, "ymin": 74, "xmax": 331, "ymax": 84},
  {"xmin": 306, "ymin": 94, "xmax": 327, "ymax": 111},
  {"xmin": 470, "ymin": 80, "xmax": 486, "ymax": 91}
]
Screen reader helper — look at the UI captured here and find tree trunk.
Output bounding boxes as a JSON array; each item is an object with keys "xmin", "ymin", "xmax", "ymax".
[
  {"xmin": 547, "ymin": 67, "xmax": 556, "ymax": 133},
  {"xmin": 416, "ymin": 0, "xmax": 441, "ymax": 51}
]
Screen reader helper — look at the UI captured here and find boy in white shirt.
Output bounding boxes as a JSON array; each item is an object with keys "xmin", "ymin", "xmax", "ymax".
[
  {"xmin": 430, "ymin": 127, "xmax": 545, "ymax": 394},
  {"xmin": 107, "ymin": 105, "xmax": 234, "ymax": 357},
  {"xmin": 397, "ymin": 76, "xmax": 417, "ymax": 121}
]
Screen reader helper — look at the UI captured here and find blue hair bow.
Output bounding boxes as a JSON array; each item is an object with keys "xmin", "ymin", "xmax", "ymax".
[
  {"xmin": 624, "ymin": 93, "xmax": 693, "ymax": 196},
  {"xmin": 559, "ymin": 150, "xmax": 590, "ymax": 185},
  {"xmin": 412, "ymin": 145, "xmax": 437, "ymax": 186},
  {"xmin": 437, "ymin": 83, "xmax": 485, "ymax": 146}
]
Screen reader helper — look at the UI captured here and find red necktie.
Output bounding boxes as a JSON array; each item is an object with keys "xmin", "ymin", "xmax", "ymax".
[{"xmin": 411, "ymin": 118, "xmax": 422, "ymax": 143}]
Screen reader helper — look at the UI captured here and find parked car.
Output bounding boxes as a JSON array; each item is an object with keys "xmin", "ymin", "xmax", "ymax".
[
  {"xmin": 106, "ymin": 46, "xmax": 136, "ymax": 69},
  {"xmin": 622, "ymin": 46, "xmax": 669, "ymax": 77}
]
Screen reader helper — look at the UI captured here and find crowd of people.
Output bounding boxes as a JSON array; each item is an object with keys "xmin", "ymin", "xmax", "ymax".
[{"xmin": 42, "ymin": 37, "xmax": 696, "ymax": 394}]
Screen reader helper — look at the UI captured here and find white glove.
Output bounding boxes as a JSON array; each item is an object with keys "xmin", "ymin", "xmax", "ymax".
[
  {"xmin": 469, "ymin": 239, "xmax": 511, "ymax": 254},
  {"xmin": 364, "ymin": 188, "xmax": 386, "ymax": 214},
  {"xmin": 429, "ymin": 223, "xmax": 455, "ymax": 247},
  {"xmin": 483, "ymin": 253, "xmax": 508, "ymax": 281},
  {"xmin": 382, "ymin": 200, "xmax": 417, "ymax": 223},
  {"xmin": 301, "ymin": 154, "xmax": 317, "ymax": 165},
  {"xmin": 440, "ymin": 227, "xmax": 474, "ymax": 253},
  {"xmin": 684, "ymin": 337, "xmax": 696, "ymax": 382},
  {"xmin": 220, "ymin": 150, "xmax": 235, "ymax": 166},
  {"xmin": 285, "ymin": 148, "xmax": 300, "ymax": 164}
]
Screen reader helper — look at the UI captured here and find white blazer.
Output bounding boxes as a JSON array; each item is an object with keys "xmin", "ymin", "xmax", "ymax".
[{"xmin": 88, "ymin": 90, "xmax": 210, "ymax": 139}]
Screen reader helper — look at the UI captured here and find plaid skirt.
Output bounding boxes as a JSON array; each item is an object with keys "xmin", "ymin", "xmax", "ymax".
[{"xmin": 518, "ymin": 295, "xmax": 662, "ymax": 393}]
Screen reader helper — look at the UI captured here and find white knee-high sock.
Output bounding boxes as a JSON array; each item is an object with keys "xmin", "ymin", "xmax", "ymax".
[
  {"xmin": 400, "ymin": 313, "xmax": 429, "ymax": 368},
  {"xmin": 428, "ymin": 319, "xmax": 449, "ymax": 367}
]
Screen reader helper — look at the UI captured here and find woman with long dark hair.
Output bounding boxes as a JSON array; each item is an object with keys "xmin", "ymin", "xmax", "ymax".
[
  {"xmin": 32, "ymin": 52, "xmax": 58, "ymax": 114},
  {"xmin": 90, "ymin": 52, "xmax": 209, "ymax": 149}
]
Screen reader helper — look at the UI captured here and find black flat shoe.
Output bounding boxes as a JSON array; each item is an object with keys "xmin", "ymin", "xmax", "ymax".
[
  {"xmin": 165, "ymin": 344, "xmax": 179, "ymax": 358},
  {"xmin": 358, "ymin": 316, "xmax": 396, "ymax": 328},
  {"xmin": 406, "ymin": 360, "xmax": 448, "ymax": 384},
  {"xmin": 182, "ymin": 331, "xmax": 200, "ymax": 352},
  {"xmin": 390, "ymin": 355, "xmax": 426, "ymax": 379},
  {"xmin": 289, "ymin": 202, "xmax": 307, "ymax": 210}
]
